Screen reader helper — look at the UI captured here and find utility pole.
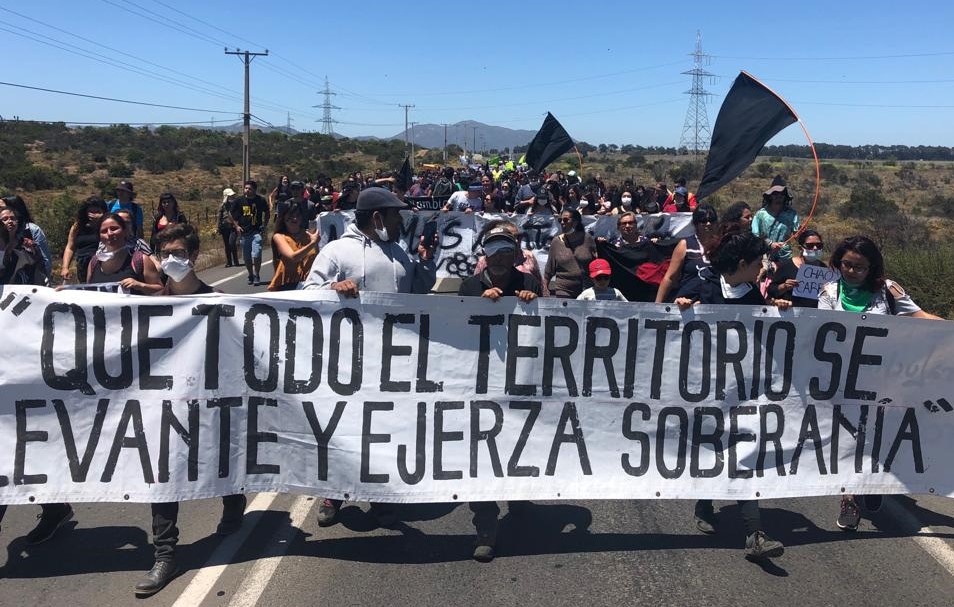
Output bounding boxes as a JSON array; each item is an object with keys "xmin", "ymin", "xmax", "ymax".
[
  {"xmin": 399, "ymin": 104, "xmax": 415, "ymax": 155},
  {"xmin": 409, "ymin": 122, "xmax": 418, "ymax": 169},
  {"xmin": 225, "ymin": 48, "xmax": 268, "ymax": 183},
  {"xmin": 472, "ymin": 126, "xmax": 478, "ymax": 155},
  {"xmin": 286, "ymin": 111, "xmax": 293, "ymax": 133},
  {"xmin": 442, "ymin": 123, "xmax": 448, "ymax": 163}
]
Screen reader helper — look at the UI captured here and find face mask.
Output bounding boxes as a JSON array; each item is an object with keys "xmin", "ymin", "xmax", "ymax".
[
  {"xmin": 373, "ymin": 217, "xmax": 391, "ymax": 242},
  {"xmin": 621, "ymin": 197, "xmax": 633, "ymax": 206},
  {"xmin": 803, "ymin": 249, "xmax": 823, "ymax": 261},
  {"xmin": 160, "ymin": 256, "xmax": 193, "ymax": 282},
  {"xmin": 95, "ymin": 245, "xmax": 118, "ymax": 262}
]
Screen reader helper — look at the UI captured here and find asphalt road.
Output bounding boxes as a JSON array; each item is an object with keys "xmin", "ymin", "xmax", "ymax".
[{"xmin": 3, "ymin": 257, "xmax": 954, "ymax": 606}]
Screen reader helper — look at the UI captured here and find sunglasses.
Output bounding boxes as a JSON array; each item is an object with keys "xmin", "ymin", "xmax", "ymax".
[
  {"xmin": 158, "ymin": 248, "xmax": 189, "ymax": 260},
  {"xmin": 802, "ymin": 242, "xmax": 823, "ymax": 250}
]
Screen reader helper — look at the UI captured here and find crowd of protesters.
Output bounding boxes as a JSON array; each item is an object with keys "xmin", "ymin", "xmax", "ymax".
[{"xmin": 0, "ymin": 158, "xmax": 948, "ymax": 596}]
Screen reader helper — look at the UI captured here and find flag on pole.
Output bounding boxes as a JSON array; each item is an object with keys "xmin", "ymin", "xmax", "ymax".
[
  {"xmin": 396, "ymin": 156, "xmax": 412, "ymax": 191},
  {"xmin": 524, "ymin": 112, "xmax": 575, "ymax": 172},
  {"xmin": 696, "ymin": 72, "xmax": 798, "ymax": 200}
]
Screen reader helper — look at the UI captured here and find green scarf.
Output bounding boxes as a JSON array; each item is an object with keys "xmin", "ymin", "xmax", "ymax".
[{"xmin": 839, "ymin": 279, "xmax": 873, "ymax": 313}]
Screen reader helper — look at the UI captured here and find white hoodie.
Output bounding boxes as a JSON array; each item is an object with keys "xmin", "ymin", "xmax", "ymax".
[{"xmin": 302, "ymin": 224, "xmax": 436, "ymax": 294}]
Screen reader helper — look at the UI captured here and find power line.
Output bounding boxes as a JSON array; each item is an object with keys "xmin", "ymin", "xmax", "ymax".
[
  {"xmin": 761, "ymin": 77, "xmax": 954, "ymax": 85},
  {"xmin": 0, "ymin": 21, "xmax": 247, "ymax": 106},
  {"xmin": 102, "ymin": 0, "xmax": 229, "ymax": 48},
  {"xmin": 712, "ymin": 50, "xmax": 954, "ymax": 61},
  {"xmin": 795, "ymin": 101, "xmax": 954, "ymax": 108},
  {"xmin": 0, "ymin": 80, "xmax": 240, "ymax": 114},
  {"xmin": 7, "ymin": 119, "xmax": 230, "ymax": 126}
]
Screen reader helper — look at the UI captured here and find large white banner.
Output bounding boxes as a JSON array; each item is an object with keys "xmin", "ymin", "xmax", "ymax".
[
  {"xmin": 319, "ymin": 211, "xmax": 694, "ymax": 280},
  {"xmin": 1, "ymin": 286, "xmax": 952, "ymax": 505}
]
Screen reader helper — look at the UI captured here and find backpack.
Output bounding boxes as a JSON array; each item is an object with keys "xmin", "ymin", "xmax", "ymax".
[{"xmin": 431, "ymin": 178, "xmax": 453, "ymax": 198}]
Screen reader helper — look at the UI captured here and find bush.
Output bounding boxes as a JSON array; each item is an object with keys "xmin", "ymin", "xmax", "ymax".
[
  {"xmin": 107, "ymin": 162, "xmax": 133, "ymax": 178},
  {"xmin": 884, "ymin": 241, "xmax": 954, "ymax": 319},
  {"xmin": 31, "ymin": 191, "xmax": 78, "ymax": 259},
  {"xmin": 840, "ymin": 187, "xmax": 897, "ymax": 220},
  {"xmin": 753, "ymin": 162, "xmax": 774, "ymax": 178}
]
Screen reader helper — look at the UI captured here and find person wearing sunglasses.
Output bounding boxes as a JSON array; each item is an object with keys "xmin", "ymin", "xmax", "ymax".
[
  {"xmin": 816, "ymin": 235, "xmax": 943, "ymax": 532},
  {"xmin": 767, "ymin": 229, "xmax": 826, "ymax": 307}
]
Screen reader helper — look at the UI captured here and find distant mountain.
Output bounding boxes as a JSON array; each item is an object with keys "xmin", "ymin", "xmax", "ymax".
[
  {"xmin": 202, "ymin": 119, "xmax": 535, "ymax": 150},
  {"xmin": 208, "ymin": 121, "xmax": 299, "ymax": 135},
  {"xmin": 391, "ymin": 120, "xmax": 536, "ymax": 152}
]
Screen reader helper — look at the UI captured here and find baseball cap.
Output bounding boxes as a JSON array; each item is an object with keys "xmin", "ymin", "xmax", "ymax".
[
  {"xmin": 290, "ymin": 180, "xmax": 305, "ymax": 189},
  {"xmin": 674, "ymin": 186, "xmax": 689, "ymax": 196},
  {"xmin": 589, "ymin": 258, "xmax": 612, "ymax": 278},
  {"xmin": 481, "ymin": 227, "xmax": 517, "ymax": 256},
  {"xmin": 116, "ymin": 180, "xmax": 134, "ymax": 194}
]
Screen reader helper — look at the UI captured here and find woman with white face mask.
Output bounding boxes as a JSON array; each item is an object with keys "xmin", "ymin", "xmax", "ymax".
[
  {"xmin": 766, "ymin": 229, "xmax": 827, "ymax": 308},
  {"xmin": 87, "ymin": 213, "xmax": 163, "ymax": 294}
]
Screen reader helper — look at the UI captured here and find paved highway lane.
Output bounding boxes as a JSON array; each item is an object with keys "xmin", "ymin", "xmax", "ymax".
[{"xmin": 4, "ymin": 255, "xmax": 954, "ymax": 605}]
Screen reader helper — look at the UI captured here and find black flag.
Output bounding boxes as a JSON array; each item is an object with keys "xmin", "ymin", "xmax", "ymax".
[
  {"xmin": 396, "ymin": 156, "xmax": 412, "ymax": 190},
  {"xmin": 524, "ymin": 112, "xmax": 575, "ymax": 172},
  {"xmin": 696, "ymin": 72, "xmax": 798, "ymax": 200}
]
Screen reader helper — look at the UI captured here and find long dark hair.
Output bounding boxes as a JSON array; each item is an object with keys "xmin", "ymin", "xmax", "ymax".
[
  {"xmin": 274, "ymin": 204, "xmax": 304, "ymax": 236},
  {"xmin": 829, "ymin": 235, "xmax": 885, "ymax": 292},
  {"xmin": 2, "ymin": 194, "xmax": 34, "ymax": 224},
  {"xmin": 77, "ymin": 196, "xmax": 108, "ymax": 231}
]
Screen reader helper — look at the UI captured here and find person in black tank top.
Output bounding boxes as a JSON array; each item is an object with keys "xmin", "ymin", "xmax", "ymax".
[
  {"xmin": 135, "ymin": 223, "xmax": 244, "ymax": 598},
  {"xmin": 61, "ymin": 196, "xmax": 108, "ymax": 284},
  {"xmin": 675, "ymin": 226, "xmax": 792, "ymax": 563},
  {"xmin": 87, "ymin": 214, "xmax": 163, "ymax": 295},
  {"xmin": 656, "ymin": 204, "xmax": 719, "ymax": 303}
]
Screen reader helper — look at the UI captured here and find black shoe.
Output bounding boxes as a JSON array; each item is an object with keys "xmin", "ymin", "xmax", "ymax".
[
  {"xmin": 216, "ymin": 495, "xmax": 247, "ymax": 536},
  {"xmin": 25, "ymin": 505, "xmax": 74, "ymax": 545},
  {"xmin": 247, "ymin": 275, "xmax": 254, "ymax": 285},
  {"xmin": 744, "ymin": 530, "xmax": 784, "ymax": 561},
  {"xmin": 837, "ymin": 496, "xmax": 860, "ymax": 531},
  {"xmin": 862, "ymin": 494, "xmax": 884, "ymax": 513},
  {"xmin": 316, "ymin": 498, "xmax": 341, "ymax": 527},
  {"xmin": 253, "ymin": 274, "xmax": 261, "ymax": 285},
  {"xmin": 135, "ymin": 560, "xmax": 180, "ymax": 598}
]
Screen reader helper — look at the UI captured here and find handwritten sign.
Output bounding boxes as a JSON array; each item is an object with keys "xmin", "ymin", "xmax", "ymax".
[{"xmin": 793, "ymin": 263, "xmax": 840, "ymax": 300}]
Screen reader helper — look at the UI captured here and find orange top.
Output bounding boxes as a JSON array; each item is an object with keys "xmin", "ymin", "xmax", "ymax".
[{"xmin": 268, "ymin": 233, "xmax": 317, "ymax": 291}]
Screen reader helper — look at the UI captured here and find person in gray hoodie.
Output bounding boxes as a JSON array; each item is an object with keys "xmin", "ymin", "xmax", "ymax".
[
  {"xmin": 302, "ymin": 187, "xmax": 437, "ymax": 294},
  {"xmin": 303, "ymin": 187, "xmax": 437, "ymax": 528}
]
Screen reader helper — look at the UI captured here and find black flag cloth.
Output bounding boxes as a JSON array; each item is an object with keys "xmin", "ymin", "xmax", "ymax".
[
  {"xmin": 696, "ymin": 72, "xmax": 798, "ymax": 200},
  {"xmin": 396, "ymin": 156, "xmax": 412, "ymax": 191},
  {"xmin": 525, "ymin": 112, "xmax": 575, "ymax": 172}
]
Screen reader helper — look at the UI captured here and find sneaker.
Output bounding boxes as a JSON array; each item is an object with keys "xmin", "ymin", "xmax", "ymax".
[
  {"xmin": 253, "ymin": 274, "xmax": 261, "ymax": 285},
  {"xmin": 134, "ymin": 560, "xmax": 180, "ymax": 598},
  {"xmin": 216, "ymin": 495, "xmax": 247, "ymax": 536},
  {"xmin": 473, "ymin": 542, "xmax": 496, "ymax": 563},
  {"xmin": 693, "ymin": 500, "xmax": 718, "ymax": 535},
  {"xmin": 316, "ymin": 498, "xmax": 342, "ymax": 527},
  {"xmin": 25, "ymin": 504, "xmax": 74, "ymax": 545},
  {"xmin": 837, "ymin": 496, "xmax": 861, "ymax": 531},
  {"xmin": 862, "ymin": 495, "xmax": 884, "ymax": 513},
  {"xmin": 695, "ymin": 512, "xmax": 718, "ymax": 535},
  {"xmin": 744, "ymin": 530, "xmax": 784, "ymax": 561},
  {"xmin": 247, "ymin": 275, "xmax": 254, "ymax": 285}
]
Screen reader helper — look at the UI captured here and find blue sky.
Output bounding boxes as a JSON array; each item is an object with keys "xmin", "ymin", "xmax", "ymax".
[{"xmin": 2, "ymin": 0, "xmax": 954, "ymax": 147}]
